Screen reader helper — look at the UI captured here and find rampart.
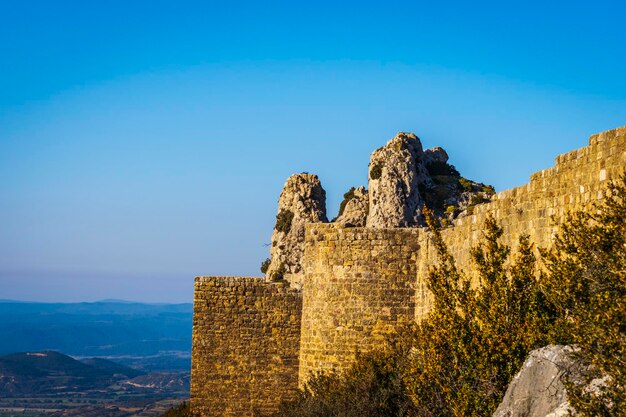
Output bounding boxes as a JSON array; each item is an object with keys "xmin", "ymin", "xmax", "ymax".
[
  {"xmin": 190, "ymin": 126, "xmax": 625, "ymax": 417},
  {"xmin": 190, "ymin": 277, "xmax": 302, "ymax": 417}
]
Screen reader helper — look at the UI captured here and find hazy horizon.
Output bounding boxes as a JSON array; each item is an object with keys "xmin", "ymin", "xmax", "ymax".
[
  {"xmin": 0, "ymin": 297, "xmax": 192, "ymax": 305},
  {"xmin": 2, "ymin": 1, "xmax": 625, "ymax": 303}
]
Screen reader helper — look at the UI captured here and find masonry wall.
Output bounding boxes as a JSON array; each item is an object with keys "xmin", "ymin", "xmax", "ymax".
[
  {"xmin": 190, "ymin": 126, "xmax": 626, "ymax": 414},
  {"xmin": 298, "ymin": 225, "xmax": 421, "ymax": 384},
  {"xmin": 415, "ymin": 126, "xmax": 626, "ymax": 320},
  {"xmin": 190, "ymin": 276, "xmax": 302, "ymax": 417}
]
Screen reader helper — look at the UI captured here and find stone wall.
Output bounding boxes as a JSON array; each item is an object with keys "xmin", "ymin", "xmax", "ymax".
[
  {"xmin": 190, "ymin": 126, "xmax": 626, "ymax": 414},
  {"xmin": 190, "ymin": 276, "xmax": 302, "ymax": 417},
  {"xmin": 415, "ymin": 126, "xmax": 626, "ymax": 320},
  {"xmin": 298, "ymin": 224, "xmax": 421, "ymax": 384}
]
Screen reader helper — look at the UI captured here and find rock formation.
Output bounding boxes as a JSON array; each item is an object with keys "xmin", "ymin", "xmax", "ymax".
[
  {"xmin": 493, "ymin": 345, "xmax": 603, "ymax": 417},
  {"xmin": 334, "ymin": 186, "xmax": 369, "ymax": 227},
  {"xmin": 365, "ymin": 132, "xmax": 493, "ymax": 228},
  {"xmin": 366, "ymin": 132, "xmax": 430, "ymax": 228},
  {"xmin": 264, "ymin": 132, "xmax": 495, "ymax": 282},
  {"xmin": 423, "ymin": 146, "xmax": 449, "ymax": 165},
  {"xmin": 266, "ymin": 173, "xmax": 328, "ymax": 285}
]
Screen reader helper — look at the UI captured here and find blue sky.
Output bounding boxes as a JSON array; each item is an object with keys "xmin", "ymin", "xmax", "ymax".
[{"xmin": 1, "ymin": 1, "xmax": 625, "ymax": 302}]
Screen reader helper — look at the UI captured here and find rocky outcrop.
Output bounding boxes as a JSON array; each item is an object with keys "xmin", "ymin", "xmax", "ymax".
[
  {"xmin": 423, "ymin": 146, "xmax": 449, "ymax": 165},
  {"xmin": 366, "ymin": 132, "xmax": 431, "ymax": 228},
  {"xmin": 493, "ymin": 345, "xmax": 600, "ymax": 417},
  {"xmin": 334, "ymin": 186, "xmax": 369, "ymax": 227},
  {"xmin": 266, "ymin": 173, "xmax": 328, "ymax": 285},
  {"xmin": 365, "ymin": 132, "xmax": 494, "ymax": 228}
]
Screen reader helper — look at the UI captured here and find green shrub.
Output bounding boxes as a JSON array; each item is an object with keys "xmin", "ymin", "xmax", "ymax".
[
  {"xmin": 370, "ymin": 163, "xmax": 382, "ymax": 180},
  {"xmin": 267, "ymin": 350, "xmax": 415, "ymax": 417},
  {"xmin": 337, "ymin": 187, "xmax": 356, "ymax": 218},
  {"xmin": 431, "ymin": 175, "xmax": 458, "ymax": 185},
  {"xmin": 482, "ymin": 185, "xmax": 496, "ymax": 196},
  {"xmin": 458, "ymin": 178, "xmax": 474, "ymax": 192},
  {"xmin": 426, "ymin": 161, "xmax": 460, "ymax": 177},
  {"xmin": 425, "ymin": 186, "xmax": 454, "ymax": 212},
  {"xmin": 466, "ymin": 205, "xmax": 474, "ymax": 215},
  {"xmin": 401, "ymin": 209, "xmax": 552, "ymax": 416},
  {"xmin": 260, "ymin": 258, "xmax": 271, "ymax": 274},
  {"xmin": 470, "ymin": 194, "xmax": 489, "ymax": 205},
  {"xmin": 275, "ymin": 209, "xmax": 294, "ymax": 234},
  {"xmin": 270, "ymin": 264, "xmax": 286, "ymax": 282}
]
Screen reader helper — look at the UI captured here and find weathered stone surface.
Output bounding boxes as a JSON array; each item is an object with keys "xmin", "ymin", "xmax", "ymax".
[
  {"xmin": 366, "ymin": 132, "xmax": 430, "ymax": 228},
  {"xmin": 493, "ymin": 345, "xmax": 594, "ymax": 417},
  {"xmin": 266, "ymin": 173, "xmax": 328, "ymax": 284},
  {"xmin": 334, "ymin": 186, "xmax": 369, "ymax": 227},
  {"xmin": 423, "ymin": 146, "xmax": 449, "ymax": 165},
  {"xmin": 299, "ymin": 224, "xmax": 421, "ymax": 383},
  {"xmin": 365, "ymin": 132, "xmax": 494, "ymax": 227}
]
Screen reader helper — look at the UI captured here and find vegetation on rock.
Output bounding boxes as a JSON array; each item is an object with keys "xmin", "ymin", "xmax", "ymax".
[
  {"xmin": 274, "ymin": 209, "xmax": 294, "ymax": 234},
  {"xmin": 260, "ymin": 258, "xmax": 271, "ymax": 274},
  {"xmin": 270, "ymin": 263, "xmax": 286, "ymax": 282},
  {"xmin": 425, "ymin": 160, "xmax": 460, "ymax": 178},
  {"xmin": 369, "ymin": 163, "xmax": 382, "ymax": 180},
  {"xmin": 336, "ymin": 187, "xmax": 356, "ymax": 219}
]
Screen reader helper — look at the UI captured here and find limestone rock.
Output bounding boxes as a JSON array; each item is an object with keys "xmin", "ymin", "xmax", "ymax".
[
  {"xmin": 334, "ymin": 186, "xmax": 369, "ymax": 227},
  {"xmin": 493, "ymin": 345, "xmax": 596, "ymax": 417},
  {"xmin": 424, "ymin": 146, "xmax": 449, "ymax": 165},
  {"xmin": 421, "ymin": 146, "xmax": 492, "ymax": 222},
  {"xmin": 266, "ymin": 173, "xmax": 328, "ymax": 284},
  {"xmin": 366, "ymin": 132, "xmax": 431, "ymax": 228}
]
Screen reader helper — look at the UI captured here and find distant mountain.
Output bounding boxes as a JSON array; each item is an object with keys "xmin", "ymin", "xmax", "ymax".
[
  {"xmin": 0, "ymin": 301, "xmax": 193, "ymax": 371},
  {"xmin": 0, "ymin": 351, "xmax": 144, "ymax": 395}
]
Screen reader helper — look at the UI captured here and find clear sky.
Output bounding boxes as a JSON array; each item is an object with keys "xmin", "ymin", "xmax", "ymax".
[{"xmin": 1, "ymin": 1, "xmax": 625, "ymax": 303}]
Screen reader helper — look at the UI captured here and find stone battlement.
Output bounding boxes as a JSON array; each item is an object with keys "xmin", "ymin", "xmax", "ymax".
[{"xmin": 190, "ymin": 126, "xmax": 626, "ymax": 417}]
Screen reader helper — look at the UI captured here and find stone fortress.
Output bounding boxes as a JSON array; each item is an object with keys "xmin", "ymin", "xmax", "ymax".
[{"xmin": 190, "ymin": 126, "xmax": 626, "ymax": 417}]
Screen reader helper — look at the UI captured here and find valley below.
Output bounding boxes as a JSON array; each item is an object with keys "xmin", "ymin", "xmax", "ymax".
[{"xmin": 0, "ymin": 300, "xmax": 192, "ymax": 416}]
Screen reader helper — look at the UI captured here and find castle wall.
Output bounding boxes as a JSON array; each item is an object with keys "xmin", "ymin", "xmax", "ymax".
[
  {"xmin": 190, "ymin": 126, "xmax": 626, "ymax": 414},
  {"xmin": 415, "ymin": 126, "xmax": 626, "ymax": 320},
  {"xmin": 190, "ymin": 277, "xmax": 302, "ymax": 417},
  {"xmin": 298, "ymin": 225, "xmax": 421, "ymax": 384}
]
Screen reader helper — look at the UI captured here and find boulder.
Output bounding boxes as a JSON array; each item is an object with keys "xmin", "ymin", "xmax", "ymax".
[
  {"xmin": 493, "ymin": 345, "xmax": 600, "ymax": 417},
  {"xmin": 424, "ymin": 146, "xmax": 449, "ymax": 165},
  {"xmin": 266, "ymin": 173, "xmax": 328, "ymax": 285},
  {"xmin": 334, "ymin": 186, "xmax": 369, "ymax": 227}
]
